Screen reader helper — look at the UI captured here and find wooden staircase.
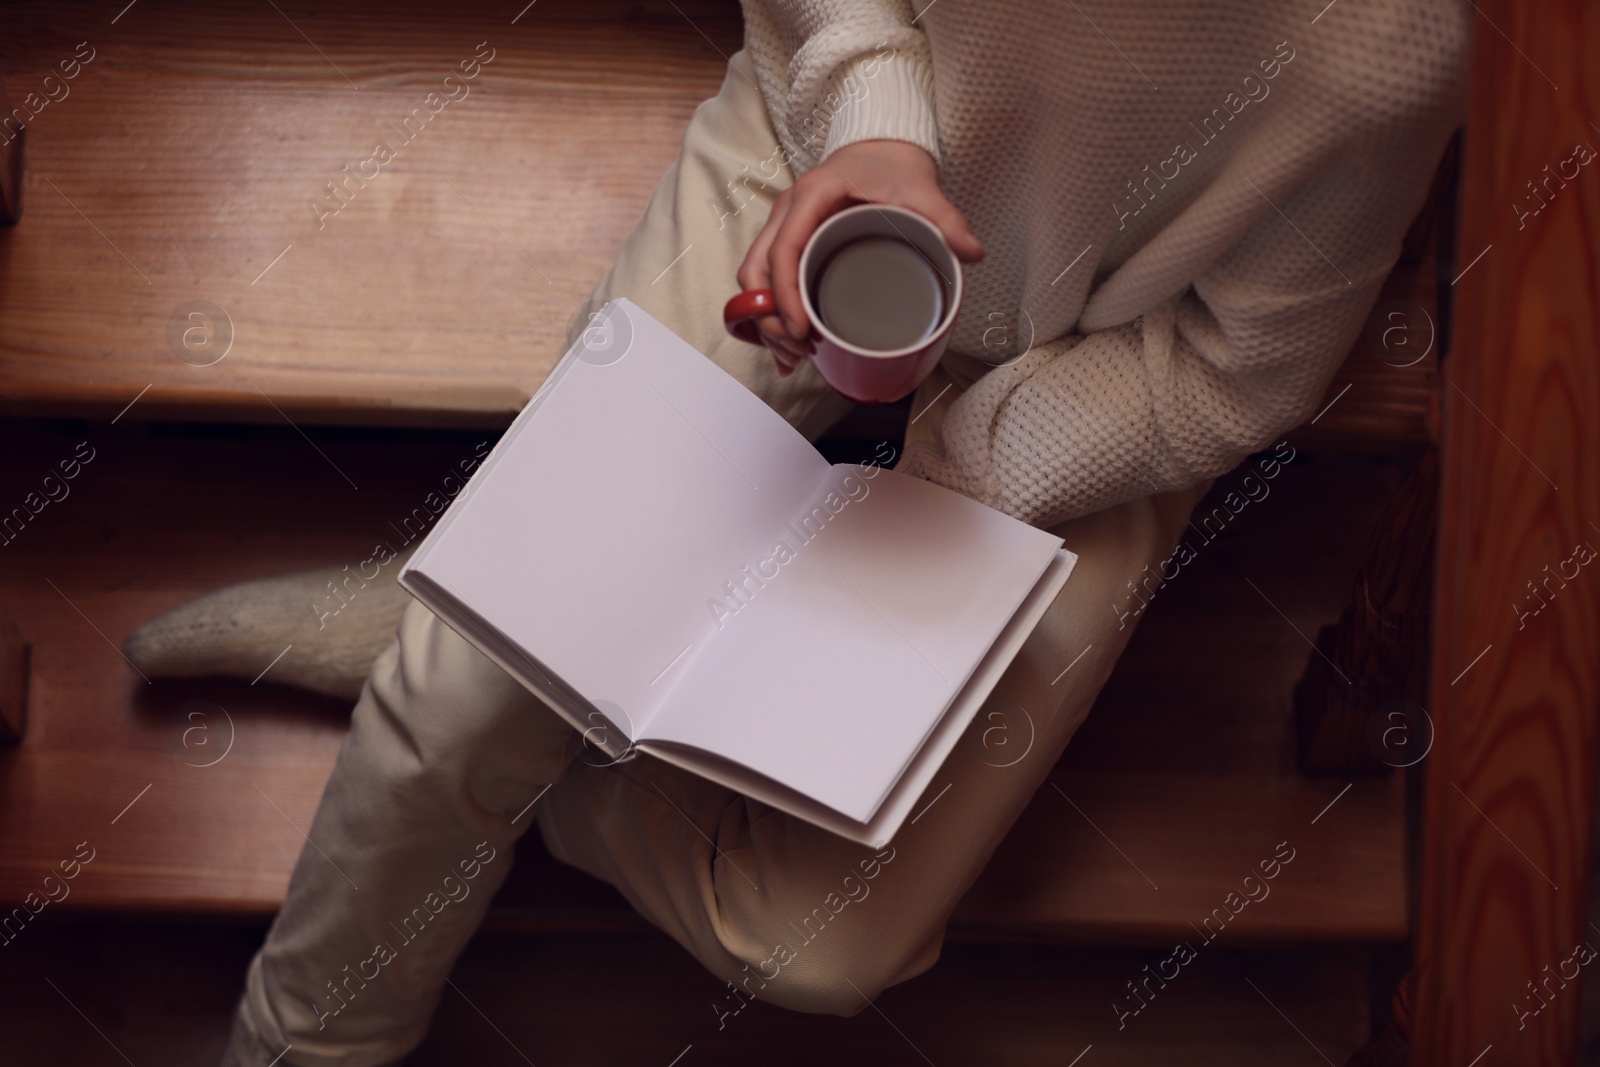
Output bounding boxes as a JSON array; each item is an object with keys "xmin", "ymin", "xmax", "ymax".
[
  {"xmin": 0, "ymin": 397, "xmax": 1419, "ymax": 948},
  {"xmin": 0, "ymin": 0, "xmax": 1444, "ymax": 1029}
]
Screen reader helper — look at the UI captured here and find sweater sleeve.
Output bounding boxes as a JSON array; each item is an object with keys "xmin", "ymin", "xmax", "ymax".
[
  {"xmin": 898, "ymin": 106, "xmax": 1459, "ymax": 529},
  {"xmin": 738, "ymin": 0, "xmax": 942, "ymax": 173},
  {"xmin": 896, "ymin": 277, "xmax": 1380, "ymax": 528}
]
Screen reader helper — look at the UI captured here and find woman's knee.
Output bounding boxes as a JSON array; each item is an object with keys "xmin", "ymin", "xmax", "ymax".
[
  {"xmin": 537, "ymin": 763, "xmax": 947, "ymax": 1017},
  {"xmin": 353, "ymin": 601, "xmax": 578, "ymax": 800},
  {"xmin": 706, "ymin": 840, "xmax": 945, "ymax": 1017}
]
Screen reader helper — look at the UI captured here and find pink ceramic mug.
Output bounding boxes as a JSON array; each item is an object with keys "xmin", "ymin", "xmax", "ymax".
[{"xmin": 723, "ymin": 203, "xmax": 962, "ymax": 405}]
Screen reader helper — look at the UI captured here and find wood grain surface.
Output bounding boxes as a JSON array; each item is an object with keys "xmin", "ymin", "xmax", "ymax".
[
  {"xmin": 0, "ymin": 0, "xmax": 1430, "ymax": 956},
  {"xmin": 0, "ymin": 0, "xmax": 1434, "ymax": 445},
  {"xmin": 0, "ymin": 419, "xmax": 1408, "ymax": 945},
  {"xmin": 1411, "ymin": 0, "xmax": 1600, "ymax": 1062},
  {"xmin": 0, "ymin": 599, "xmax": 27, "ymax": 741},
  {"xmin": 0, "ymin": 0, "xmax": 741, "ymax": 427},
  {"xmin": 1, "ymin": 923, "xmax": 1376, "ymax": 1064}
]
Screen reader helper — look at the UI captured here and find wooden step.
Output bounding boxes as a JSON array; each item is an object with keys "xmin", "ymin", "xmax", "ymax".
[
  {"xmin": 0, "ymin": 0, "xmax": 741, "ymax": 428},
  {"xmin": 1, "ymin": 0, "xmax": 1437, "ymax": 457},
  {"xmin": 2, "ymin": 920, "xmax": 1381, "ymax": 1063},
  {"xmin": 952, "ymin": 772, "xmax": 1402, "ymax": 944},
  {"xmin": 0, "ymin": 419, "xmax": 1406, "ymax": 944}
]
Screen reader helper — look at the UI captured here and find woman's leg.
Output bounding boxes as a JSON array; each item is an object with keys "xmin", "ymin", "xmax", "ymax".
[
  {"xmin": 228, "ymin": 40, "xmax": 1212, "ymax": 1060},
  {"xmin": 226, "ymin": 49, "xmax": 843, "ymax": 1067},
  {"xmin": 531, "ymin": 46, "xmax": 1216, "ymax": 1025},
  {"xmin": 227, "ymin": 599, "xmax": 583, "ymax": 1066},
  {"xmin": 534, "ymin": 380, "xmax": 1212, "ymax": 1013}
]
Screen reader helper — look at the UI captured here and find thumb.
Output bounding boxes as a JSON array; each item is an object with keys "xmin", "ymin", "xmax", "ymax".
[{"xmin": 908, "ymin": 190, "xmax": 984, "ymax": 262}]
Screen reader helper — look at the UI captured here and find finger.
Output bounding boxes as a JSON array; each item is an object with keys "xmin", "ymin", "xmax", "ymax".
[
  {"xmin": 733, "ymin": 192, "xmax": 814, "ymax": 357},
  {"xmin": 758, "ymin": 313, "xmax": 812, "ymax": 350},
  {"xmin": 769, "ymin": 176, "xmax": 855, "ymax": 337},
  {"xmin": 903, "ymin": 188, "xmax": 985, "ymax": 262},
  {"xmin": 755, "ymin": 313, "xmax": 812, "ymax": 361},
  {"xmin": 737, "ymin": 191, "xmax": 811, "ymax": 358},
  {"xmin": 737, "ymin": 189, "xmax": 792, "ymax": 293},
  {"xmin": 765, "ymin": 333, "xmax": 801, "ymax": 377},
  {"xmin": 770, "ymin": 346, "xmax": 800, "ymax": 376}
]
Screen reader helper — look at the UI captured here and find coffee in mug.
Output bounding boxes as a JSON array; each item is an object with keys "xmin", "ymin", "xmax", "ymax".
[
  {"xmin": 723, "ymin": 203, "xmax": 964, "ymax": 404},
  {"xmin": 813, "ymin": 236, "xmax": 946, "ymax": 352}
]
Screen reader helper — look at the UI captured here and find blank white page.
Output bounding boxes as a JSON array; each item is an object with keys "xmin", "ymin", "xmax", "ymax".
[
  {"xmin": 406, "ymin": 299, "xmax": 830, "ymax": 737},
  {"xmin": 641, "ymin": 464, "xmax": 1065, "ymax": 822}
]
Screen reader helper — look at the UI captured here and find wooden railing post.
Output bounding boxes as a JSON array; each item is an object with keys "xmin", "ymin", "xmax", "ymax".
[{"xmin": 1411, "ymin": 0, "xmax": 1600, "ymax": 1063}]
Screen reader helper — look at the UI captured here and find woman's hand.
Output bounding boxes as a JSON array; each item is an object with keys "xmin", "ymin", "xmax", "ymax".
[{"xmin": 736, "ymin": 139, "xmax": 984, "ymax": 376}]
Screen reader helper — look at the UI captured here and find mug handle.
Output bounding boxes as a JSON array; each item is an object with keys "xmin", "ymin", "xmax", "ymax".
[{"xmin": 723, "ymin": 288, "xmax": 780, "ymax": 347}]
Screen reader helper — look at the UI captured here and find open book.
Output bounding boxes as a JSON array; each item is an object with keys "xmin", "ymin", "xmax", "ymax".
[{"xmin": 399, "ymin": 299, "xmax": 1077, "ymax": 846}]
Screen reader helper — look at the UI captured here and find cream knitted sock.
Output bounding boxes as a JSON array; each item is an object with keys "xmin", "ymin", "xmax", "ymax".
[{"xmin": 124, "ymin": 546, "xmax": 417, "ymax": 701}]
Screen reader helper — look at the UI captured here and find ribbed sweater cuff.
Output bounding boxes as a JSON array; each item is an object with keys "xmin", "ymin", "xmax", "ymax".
[{"xmin": 820, "ymin": 47, "xmax": 941, "ymax": 165}]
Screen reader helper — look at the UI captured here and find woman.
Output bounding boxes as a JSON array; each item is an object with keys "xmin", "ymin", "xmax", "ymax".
[{"xmin": 128, "ymin": 1, "xmax": 1468, "ymax": 1061}]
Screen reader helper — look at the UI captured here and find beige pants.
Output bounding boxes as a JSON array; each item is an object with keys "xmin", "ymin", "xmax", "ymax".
[{"xmin": 228, "ymin": 50, "xmax": 1211, "ymax": 1067}]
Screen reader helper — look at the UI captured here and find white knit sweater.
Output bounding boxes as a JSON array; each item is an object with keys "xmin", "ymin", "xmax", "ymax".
[{"xmin": 740, "ymin": 0, "xmax": 1469, "ymax": 527}]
